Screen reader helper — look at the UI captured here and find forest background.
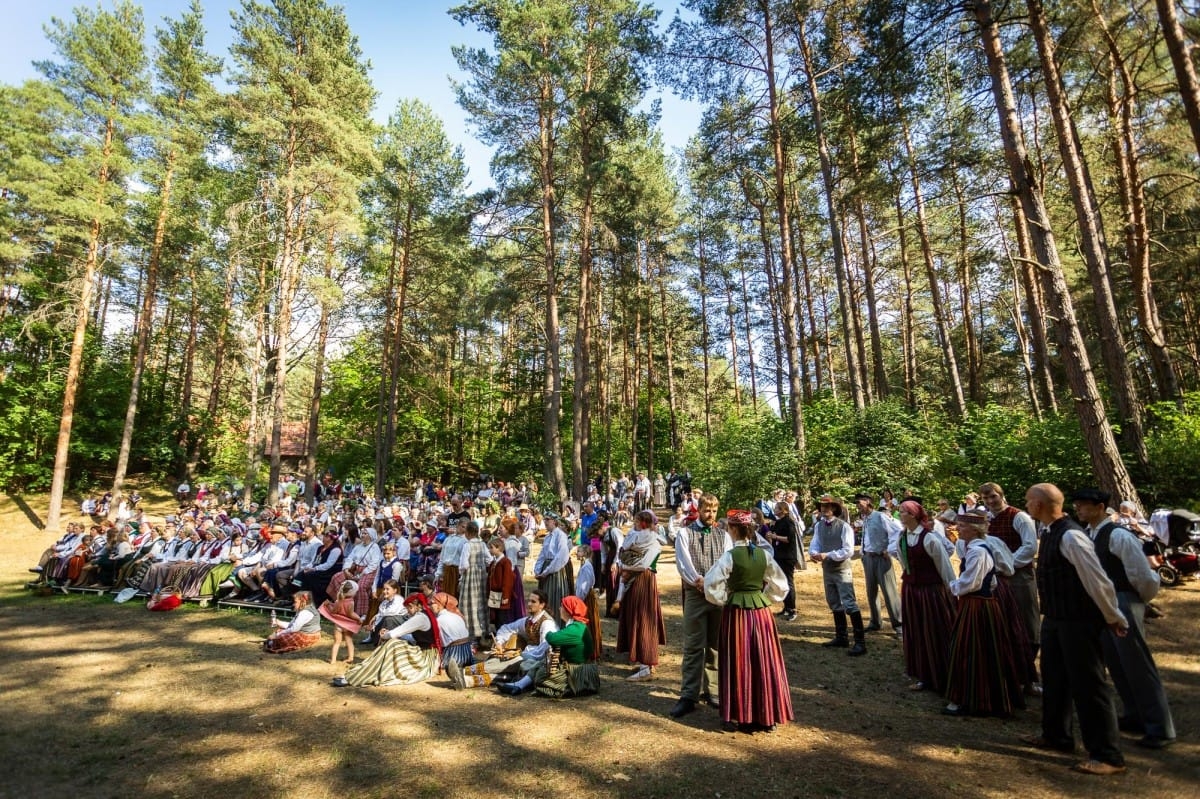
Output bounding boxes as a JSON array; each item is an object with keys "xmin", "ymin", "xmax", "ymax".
[{"xmin": 2, "ymin": 0, "xmax": 1200, "ymax": 530}]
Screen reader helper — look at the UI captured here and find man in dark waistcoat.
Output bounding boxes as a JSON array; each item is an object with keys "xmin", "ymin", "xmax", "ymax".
[
  {"xmin": 1072, "ymin": 488, "xmax": 1175, "ymax": 749},
  {"xmin": 1021, "ymin": 483, "xmax": 1129, "ymax": 776}
]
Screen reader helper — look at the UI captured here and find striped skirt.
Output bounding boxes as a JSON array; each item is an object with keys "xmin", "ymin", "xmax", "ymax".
[
  {"xmin": 442, "ymin": 641, "xmax": 475, "ymax": 670},
  {"xmin": 264, "ymin": 631, "xmax": 321, "ymax": 654},
  {"xmin": 616, "ymin": 571, "xmax": 666, "ymax": 667},
  {"xmin": 901, "ymin": 578, "xmax": 956, "ymax": 693},
  {"xmin": 945, "ymin": 595, "xmax": 1021, "ymax": 716},
  {"xmin": 538, "ymin": 563, "xmax": 574, "ymax": 621},
  {"xmin": 584, "ymin": 589, "xmax": 603, "ymax": 661},
  {"xmin": 440, "ymin": 564, "xmax": 460, "ymax": 598},
  {"xmin": 717, "ymin": 605, "xmax": 794, "ymax": 727},
  {"xmin": 459, "ymin": 567, "xmax": 489, "ymax": 640},
  {"xmin": 116, "ymin": 556, "xmax": 152, "ymax": 590},
  {"xmin": 344, "ymin": 639, "xmax": 438, "ymax": 687},
  {"xmin": 994, "ymin": 577, "xmax": 1038, "ymax": 685},
  {"xmin": 178, "ymin": 563, "xmax": 215, "ymax": 597},
  {"xmin": 326, "ymin": 570, "xmax": 350, "ymax": 601}
]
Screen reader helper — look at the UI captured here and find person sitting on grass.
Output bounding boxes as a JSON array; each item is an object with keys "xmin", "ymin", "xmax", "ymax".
[
  {"xmin": 527, "ymin": 595, "xmax": 601, "ymax": 698},
  {"xmin": 333, "ymin": 592, "xmax": 442, "ymax": 687},
  {"xmin": 319, "ymin": 580, "xmax": 363, "ymax": 666},
  {"xmin": 446, "ymin": 590, "xmax": 557, "ymax": 692},
  {"xmin": 264, "ymin": 591, "xmax": 322, "ymax": 654}
]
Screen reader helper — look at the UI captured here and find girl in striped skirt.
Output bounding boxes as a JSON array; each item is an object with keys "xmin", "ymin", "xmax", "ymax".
[
  {"xmin": 944, "ymin": 510, "xmax": 1023, "ymax": 716},
  {"xmin": 704, "ymin": 510, "xmax": 793, "ymax": 732}
]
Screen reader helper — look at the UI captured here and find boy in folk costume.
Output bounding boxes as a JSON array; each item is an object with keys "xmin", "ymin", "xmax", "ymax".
[{"xmin": 809, "ymin": 495, "xmax": 867, "ymax": 656}]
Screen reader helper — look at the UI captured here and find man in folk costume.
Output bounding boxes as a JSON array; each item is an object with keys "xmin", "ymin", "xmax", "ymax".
[
  {"xmin": 979, "ymin": 482, "xmax": 1041, "ymax": 675},
  {"xmin": 446, "ymin": 590, "xmax": 558, "ymax": 693},
  {"xmin": 855, "ymin": 493, "xmax": 903, "ymax": 636},
  {"xmin": 670, "ymin": 493, "xmax": 733, "ymax": 718},
  {"xmin": 1071, "ymin": 488, "xmax": 1175, "ymax": 750},
  {"xmin": 809, "ymin": 494, "xmax": 867, "ymax": 656},
  {"xmin": 1021, "ymin": 483, "xmax": 1129, "ymax": 776}
]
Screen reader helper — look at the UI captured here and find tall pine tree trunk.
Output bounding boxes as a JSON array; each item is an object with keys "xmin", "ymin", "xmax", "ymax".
[
  {"xmin": 306, "ymin": 232, "xmax": 335, "ymax": 500},
  {"xmin": 973, "ymin": 0, "xmax": 1139, "ymax": 503},
  {"xmin": 1156, "ymin": 0, "xmax": 1200, "ymax": 158},
  {"xmin": 1029, "ymin": 0, "xmax": 1149, "ymax": 469}
]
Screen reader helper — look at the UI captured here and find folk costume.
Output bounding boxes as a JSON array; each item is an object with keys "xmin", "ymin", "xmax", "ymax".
[
  {"xmin": 264, "ymin": 606, "xmax": 321, "ymax": 654},
  {"xmin": 343, "ymin": 594, "xmax": 441, "ymax": 687},
  {"xmin": 673, "ymin": 517, "xmax": 733, "ymax": 708},
  {"xmin": 898, "ymin": 500, "xmax": 957, "ymax": 692},
  {"xmin": 458, "ymin": 536, "xmax": 491, "ymax": 640},
  {"xmin": 615, "ymin": 527, "xmax": 666, "ymax": 671},
  {"xmin": 534, "ymin": 526, "xmax": 574, "ymax": 615},
  {"xmin": 810, "ymin": 496, "xmax": 867, "ymax": 655},
  {"xmin": 704, "ymin": 537, "xmax": 793, "ymax": 730}
]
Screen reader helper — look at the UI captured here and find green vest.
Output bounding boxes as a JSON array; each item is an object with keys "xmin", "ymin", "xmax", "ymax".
[{"xmin": 728, "ymin": 545, "xmax": 771, "ymax": 610}]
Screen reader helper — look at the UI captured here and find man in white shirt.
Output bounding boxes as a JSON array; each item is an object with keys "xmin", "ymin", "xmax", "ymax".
[
  {"xmin": 1073, "ymin": 489, "xmax": 1175, "ymax": 750},
  {"xmin": 448, "ymin": 590, "xmax": 558, "ymax": 693},
  {"xmin": 855, "ymin": 493, "xmax": 903, "ymax": 635},
  {"xmin": 1021, "ymin": 483, "xmax": 1128, "ymax": 776},
  {"xmin": 980, "ymin": 481, "xmax": 1041, "ymax": 664}
]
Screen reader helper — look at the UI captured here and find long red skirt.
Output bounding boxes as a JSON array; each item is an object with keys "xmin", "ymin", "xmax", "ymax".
[
  {"xmin": 264, "ymin": 631, "xmax": 321, "ymax": 654},
  {"xmin": 616, "ymin": 571, "xmax": 666, "ymax": 667},
  {"xmin": 717, "ymin": 605, "xmax": 794, "ymax": 727},
  {"xmin": 945, "ymin": 594, "xmax": 1022, "ymax": 716},
  {"xmin": 901, "ymin": 577, "xmax": 956, "ymax": 693}
]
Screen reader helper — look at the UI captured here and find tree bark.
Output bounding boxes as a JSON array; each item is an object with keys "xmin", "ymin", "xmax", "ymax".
[
  {"xmin": 306, "ymin": 231, "xmax": 335, "ymax": 502},
  {"xmin": 537, "ymin": 66, "xmax": 566, "ymax": 500},
  {"xmin": 972, "ymin": 0, "xmax": 1140, "ymax": 503},
  {"xmin": 1028, "ymin": 0, "xmax": 1149, "ymax": 469},
  {"xmin": 1156, "ymin": 0, "xmax": 1200, "ymax": 158}
]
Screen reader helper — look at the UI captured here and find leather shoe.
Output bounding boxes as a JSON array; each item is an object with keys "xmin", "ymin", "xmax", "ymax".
[
  {"xmin": 1135, "ymin": 735, "xmax": 1175, "ymax": 750},
  {"xmin": 1072, "ymin": 759, "xmax": 1126, "ymax": 776},
  {"xmin": 698, "ymin": 692, "xmax": 719, "ymax": 708},
  {"xmin": 864, "ymin": 623, "xmax": 882, "ymax": 632},
  {"xmin": 669, "ymin": 698, "xmax": 697, "ymax": 718},
  {"xmin": 496, "ymin": 682, "xmax": 524, "ymax": 696},
  {"xmin": 1019, "ymin": 733, "xmax": 1075, "ymax": 753}
]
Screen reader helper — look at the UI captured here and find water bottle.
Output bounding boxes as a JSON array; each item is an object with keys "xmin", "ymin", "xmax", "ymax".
[{"xmin": 270, "ymin": 608, "xmax": 277, "ymax": 628}]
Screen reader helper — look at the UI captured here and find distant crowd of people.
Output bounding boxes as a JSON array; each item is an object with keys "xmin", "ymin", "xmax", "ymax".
[{"xmin": 26, "ymin": 473, "xmax": 1178, "ymax": 763}]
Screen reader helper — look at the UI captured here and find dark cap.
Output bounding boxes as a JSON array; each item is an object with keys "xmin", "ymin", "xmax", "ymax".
[{"xmin": 1070, "ymin": 487, "xmax": 1111, "ymax": 505}]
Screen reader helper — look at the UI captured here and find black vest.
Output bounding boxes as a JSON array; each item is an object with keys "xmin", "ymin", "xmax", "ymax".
[
  {"xmin": 1035, "ymin": 517, "xmax": 1105, "ymax": 625},
  {"xmin": 1092, "ymin": 522, "xmax": 1136, "ymax": 595}
]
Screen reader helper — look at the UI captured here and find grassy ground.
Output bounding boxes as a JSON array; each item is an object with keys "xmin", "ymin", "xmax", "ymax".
[{"xmin": 1, "ymin": 487, "xmax": 1197, "ymax": 799}]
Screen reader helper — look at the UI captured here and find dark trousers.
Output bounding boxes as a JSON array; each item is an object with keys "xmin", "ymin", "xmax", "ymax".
[
  {"xmin": 1102, "ymin": 593, "xmax": 1175, "ymax": 740},
  {"xmin": 1040, "ymin": 616, "xmax": 1124, "ymax": 766},
  {"xmin": 776, "ymin": 559, "xmax": 797, "ymax": 612}
]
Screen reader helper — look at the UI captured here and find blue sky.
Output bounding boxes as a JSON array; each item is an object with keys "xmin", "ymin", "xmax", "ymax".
[{"xmin": 0, "ymin": 0, "xmax": 702, "ymax": 191}]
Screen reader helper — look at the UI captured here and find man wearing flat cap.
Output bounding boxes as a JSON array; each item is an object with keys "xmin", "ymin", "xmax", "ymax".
[
  {"xmin": 809, "ymin": 494, "xmax": 867, "ymax": 656},
  {"xmin": 1071, "ymin": 488, "xmax": 1175, "ymax": 749},
  {"xmin": 1021, "ymin": 483, "xmax": 1128, "ymax": 776}
]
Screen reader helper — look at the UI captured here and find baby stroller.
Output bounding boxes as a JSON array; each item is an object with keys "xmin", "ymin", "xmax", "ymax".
[{"xmin": 1150, "ymin": 509, "xmax": 1200, "ymax": 587}]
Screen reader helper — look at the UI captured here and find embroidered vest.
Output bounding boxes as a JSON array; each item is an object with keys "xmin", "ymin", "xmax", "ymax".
[{"xmin": 686, "ymin": 523, "xmax": 725, "ymax": 576}]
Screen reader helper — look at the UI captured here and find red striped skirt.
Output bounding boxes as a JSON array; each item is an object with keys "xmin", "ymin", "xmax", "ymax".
[
  {"xmin": 994, "ymin": 576, "xmax": 1038, "ymax": 685},
  {"xmin": 901, "ymin": 577, "xmax": 956, "ymax": 693},
  {"xmin": 264, "ymin": 631, "xmax": 321, "ymax": 654},
  {"xmin": 717, "ymin": 605, "xmax": 794, "ymax": 727},
  {"xmin": 615, "ymin": 571, "xmax": 666, "ymax": 667},
  {"xmin": 945, "ymin": 594, "xmax": 1021, "ymax": 716}
]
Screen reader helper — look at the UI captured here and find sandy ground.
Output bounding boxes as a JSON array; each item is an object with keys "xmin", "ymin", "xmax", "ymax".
[{"xmin": 1, "ymin": 490, "xmax": 1197, "ymax": 799}]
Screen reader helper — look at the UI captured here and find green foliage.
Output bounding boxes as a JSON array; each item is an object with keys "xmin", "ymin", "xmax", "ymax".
[
  {"xmin": 684, "ymin": 411, "xmax": 799, "ymax": 510},
  {"xmin": 1144, "ymin": 394, "xmax": 1200, "ymax": 508}
]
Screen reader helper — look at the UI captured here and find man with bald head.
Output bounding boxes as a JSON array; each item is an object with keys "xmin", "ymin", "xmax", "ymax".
[{"xmin": 1022, "ymin": 483, "xmax": 1129, "ymax": 776}]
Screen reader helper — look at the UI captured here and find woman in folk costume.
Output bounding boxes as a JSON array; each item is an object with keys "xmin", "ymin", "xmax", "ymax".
[
  {"xmin": 457, "ymin": 521, "xmax": 491, "ymax": 642},
  {"xmin": 333, "ymin": 593, "xmax": 442, "ymax": 687},
  {"xmin": 527, "ymin": 595, "xmax": 601, "ymax": 698},
  {"xmin": 897, "ymin": 499, "xmax": 957, "ymax": 692},
  {"xmin": 437, "ymin": 520, "xmax": 467, "ymax": 597},
  {"xmin": 264, "ymin": 591, "xmax": 322, "ymax": 654},
  {"xmin": 943, "ymin": 509, "xmax": 1023, "ymax": 716},
  {"xmin": 327, "ymin": 527, "xmax": 381, "ymax": 619},
  {"xmin": 534, "ymin": 516, "xmax": 574, "ymax": 615},
  {"xmin": 430, "ymin": 592, "xmax": 475, "ymax": 674},
  {"xmin": 501, "ymin": 517, "xmax": 528, "ymax": 611},
  {"xmin": 615, "ymin": 510, "xmax": 667, "ymax": 683},
  {"xmin": 573, "ymin": 545, "xmax": 603, "ymax": 661},
  {"xmin": 704, "ymin": 510, "xmax": 793, "ymax": 732},
  {"xmin": 298, "ymin": 529, "xmax": 343, "ymax": 601},
  {"xmin": 319, "ymin": 579, "xmax": 364, "ymax": 665}
]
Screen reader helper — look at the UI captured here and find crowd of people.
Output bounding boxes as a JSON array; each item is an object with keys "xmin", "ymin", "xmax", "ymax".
[{"xmin": 25, "ymin": 473, "xmax": 1179, "ymax": 763}]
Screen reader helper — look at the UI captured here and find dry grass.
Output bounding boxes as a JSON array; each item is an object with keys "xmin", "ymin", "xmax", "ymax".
[{"xmin": 1, "ymin": 487, "xmax": 1197, "ymax": 799}]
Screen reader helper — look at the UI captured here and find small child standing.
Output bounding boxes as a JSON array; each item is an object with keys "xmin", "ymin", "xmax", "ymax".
[{"xmin": 319, "ymin": 580, "xmax": 363, "ymax": 665}]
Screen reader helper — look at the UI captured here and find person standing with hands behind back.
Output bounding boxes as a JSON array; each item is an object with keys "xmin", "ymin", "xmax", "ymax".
[
  {"xmin": 1021, "ymin": 483, "xmax": 1129, "ymax": 776},
  {"xmin": 670, "ymin": 493, "xmax": 732, "ymax": 718}
]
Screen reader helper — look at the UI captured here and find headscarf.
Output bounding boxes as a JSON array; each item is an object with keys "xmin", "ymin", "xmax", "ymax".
[
  {"xmin": 726, "ymin": 509, "xmax": 754, "ymax": 527},
  {"xmin": 405, "ymin": 592, "xmax": 442, "ymax": 653},
  {"xmin": 560, "ymin": 595, "xmax": 589, "ymax": 623},
  {"xmin": 900, "ymin": 499, "xmax": 934, "ymax": 532},
  {"xmin": 433, "ymin": 591, "xmax": 462, "ymax": 617}
]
